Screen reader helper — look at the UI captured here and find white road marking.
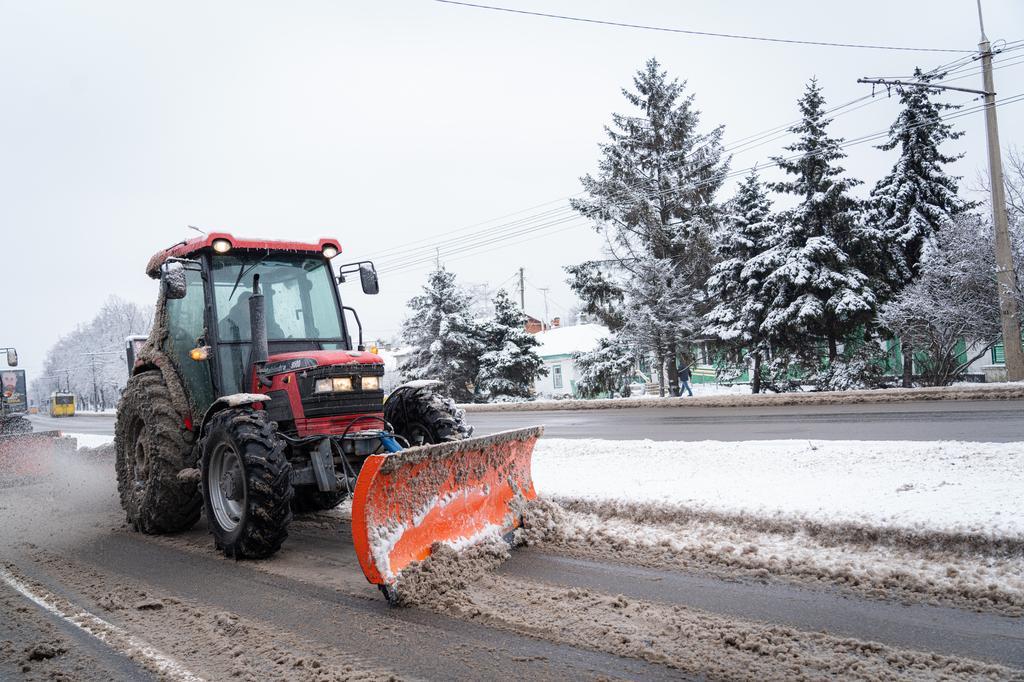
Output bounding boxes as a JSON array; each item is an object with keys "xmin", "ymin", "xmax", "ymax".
[{"xmin": 0, "ymin": 567, "xmax": 204, "ymax": 682}]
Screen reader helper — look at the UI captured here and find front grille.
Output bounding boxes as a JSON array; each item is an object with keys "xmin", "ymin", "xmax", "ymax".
[
  {"xmin": 301, "ymin": 390, "xmax": 384, "ymax": 418},
  {"xmin": 297, "ymin": 364, "xmax": 385, "ymax": 419}
]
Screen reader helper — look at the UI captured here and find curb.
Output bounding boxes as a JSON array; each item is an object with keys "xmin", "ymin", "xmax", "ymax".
[{"xmin": 459, "ymin": 384, "xmax": 1024, "ymax": 412}]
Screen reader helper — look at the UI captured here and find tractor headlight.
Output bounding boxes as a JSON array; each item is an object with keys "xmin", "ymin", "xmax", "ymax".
[
  {"xmin": 361, "ymin": 376, "xmax": 380, "ymax": 391},
  {"xmin": 212, "ymin": 238, "xmax": 232, "ymax": 253},
  {"xmin": 314, "ymin": 377, "xmax": 353, "ymax": 393},
  {"xmin": 322, "ymin": 244, "xmax": 339, "ymax": 259}
]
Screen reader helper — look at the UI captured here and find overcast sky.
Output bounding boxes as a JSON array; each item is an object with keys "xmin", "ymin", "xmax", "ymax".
[{"xmin": 3, "ymin": 0, "xmax": 1023, "ymax": 383}]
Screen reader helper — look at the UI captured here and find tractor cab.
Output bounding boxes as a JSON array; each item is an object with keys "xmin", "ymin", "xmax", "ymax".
[{"xmin": 146, "ymin": 233, "xmax": 383, "ymax": 440}]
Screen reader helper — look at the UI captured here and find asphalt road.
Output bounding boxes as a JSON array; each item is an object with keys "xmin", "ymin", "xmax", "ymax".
[
  {"xmin": 29, "ymin": 413, "xmax": 115, "ymax": 436},
  {"xmin": 32, "ymin": 399, "xmax": 1024, "ymax": 441},
  {"xmin": 468, "ymin": 399, "xmax": 1024, "ymax": 442},
  {"xmin": 4, "ymin": 408, "xmax": 1021, "ymax": 678}
]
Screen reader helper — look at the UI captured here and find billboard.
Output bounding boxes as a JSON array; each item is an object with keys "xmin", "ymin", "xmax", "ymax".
[{"xmin": 1, "ymin": 370, "xmax": 28, "ymax": 416}]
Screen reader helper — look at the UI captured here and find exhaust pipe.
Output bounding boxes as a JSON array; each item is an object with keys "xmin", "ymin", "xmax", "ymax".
[{"xmin": 249, "ymin": 274, "xmax": 269, "ymax": 367}]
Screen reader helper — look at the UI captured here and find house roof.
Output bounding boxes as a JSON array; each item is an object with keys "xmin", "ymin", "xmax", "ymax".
[{"xmin": 534, "ymin": 323, "xmax": 608, "ymax": 358}]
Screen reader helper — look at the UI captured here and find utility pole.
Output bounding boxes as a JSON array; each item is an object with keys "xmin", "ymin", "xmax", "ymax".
[
  {"xmin": 977, "ymin": 0, "xmax": 1024, "ymax": 380},
  {"xmin": 855, "ymin": 0, "xmax": 1024, "ymax": 381},
  {"xmin": 518, "ymin": 267, "xmax": 525, "ymax": 310},
  {"xmin": 540, "ymin": 287, "xmax": 550, "ymax": 329}
]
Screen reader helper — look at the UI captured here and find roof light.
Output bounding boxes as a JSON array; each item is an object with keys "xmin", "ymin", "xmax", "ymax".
[
  {"xmin": 322, "ymin": 244, "xmax": 339, "ymax": 259},
  {"xmin": 212, "ymin": 238, "xmax": 232, "ymax": 253}
]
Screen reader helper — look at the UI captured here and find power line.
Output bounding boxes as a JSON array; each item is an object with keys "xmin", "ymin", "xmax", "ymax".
[
  {"xmin": 372, "ymin": 50, "xmax": 1024, "ymax": 270},
  {"xmin": 379, "ymin": 93, "xmax": 1024, "ymax": 276},
  {"xmin": 374, "ymin": 46, "xmax": 1024, "ymax": 276},
  {"xmin": 373, "ymin": 93, "xmax": 895, "ymax": 269},
  {"xmin": 435, "ymin": 0, "xmax": 975, "ymax": 53},
  {"xmin": 371, "ymin": 49, "xmax": 1024, "ymax": 269}
]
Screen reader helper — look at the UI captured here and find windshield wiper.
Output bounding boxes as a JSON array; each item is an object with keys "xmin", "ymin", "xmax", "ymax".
[{"xmin": 227, "ymin": 251, "xmax": 271, "ymax": 301}]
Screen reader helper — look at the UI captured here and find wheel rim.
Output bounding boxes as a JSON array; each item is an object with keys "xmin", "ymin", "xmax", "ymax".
[
  {"xmin": 208, "ymin": 441, "xmax": 246, "ymax": 532},
  {"xmin": 406, "ymin": 421, "xmax": 433, "ymax": 446}
]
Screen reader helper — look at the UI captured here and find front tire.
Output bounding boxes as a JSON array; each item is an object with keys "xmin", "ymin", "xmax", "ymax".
[
  {"xmin": 115, "ymin": 370, "xmax": 202, "ymax": 533},
  {"xmin": 200, "ymin": 408, "xmax": 293, "ymax": 559},
  {"xmin": 384, "ymin": 386, "xmax": 473, "ymax": 445}
]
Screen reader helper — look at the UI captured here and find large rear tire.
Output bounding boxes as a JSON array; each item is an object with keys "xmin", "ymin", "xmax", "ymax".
[
  {"xmin": 200, "ymin": 408, "xmax": 293, "ymax": 559},
  {"xmin": 384, "ymin": 386, "xmax": 473, "ymax": 445},
  {"xmin": 115, "ymin": 370, "xmax": 202, "ymax": 533}
]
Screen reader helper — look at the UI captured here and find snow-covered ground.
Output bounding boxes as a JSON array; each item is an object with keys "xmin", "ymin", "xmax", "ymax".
[
  {"xmin": 532, "ymin": 438, "xmax": 1024, "ymax": 536},
  {"xmin": 631, "ymin": 382, "xmax": 756, "ymax": 397},
  {"xmin": 64, "ymin": 433, "xmax": 115, "ymax": 449}
]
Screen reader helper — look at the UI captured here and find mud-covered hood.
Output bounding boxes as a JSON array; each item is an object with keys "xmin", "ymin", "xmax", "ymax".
[{"xmin": 268, "ymin": 349, "xmax": 384, "ymax": 367}]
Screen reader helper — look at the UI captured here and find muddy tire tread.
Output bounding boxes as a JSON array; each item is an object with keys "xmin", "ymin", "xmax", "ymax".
[
  {"xmin": 201, "ymin": 408, "xmax": 293, "ymax": 559},
  {"xmin": 384, "ymin": 388, "xmax": 473, "ymax": 444},
  {"xmin": 114, "ymin": 370, "xmax": 202, "ymax": 533}
]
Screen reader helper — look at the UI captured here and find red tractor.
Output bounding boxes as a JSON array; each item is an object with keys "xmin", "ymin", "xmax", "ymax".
[{"xmin": 117, "ymin": 233, "xmax": 540, "ymax": 601}]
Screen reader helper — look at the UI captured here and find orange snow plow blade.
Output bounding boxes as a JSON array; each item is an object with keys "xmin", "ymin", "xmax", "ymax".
[{"xmin": 351, "ymin": 426, "xmax": 543, "ymax": 600}]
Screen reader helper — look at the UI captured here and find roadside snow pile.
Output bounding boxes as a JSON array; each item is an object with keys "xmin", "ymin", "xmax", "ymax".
[
  {"xmin": 64, "ymin": 433, "xmax": 114, "ymax": 450},
  {"xmin": 532, "ymin": 438, "xmax": 1023, "ymax": 536}
]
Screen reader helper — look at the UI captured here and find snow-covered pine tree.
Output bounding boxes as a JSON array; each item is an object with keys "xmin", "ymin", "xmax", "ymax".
[
  {"xmin": 574, "ymin": 335, "xmax": 636, "ymax": 398},
  {"xmin": 868, "ymin": 68, "xmax": 971, "ymax": 386},
  {"xmin": 704, "ymin": 169, "xmax": 775, "ymax": 392},
  {"xmin": 763, "ymin": 78, "xmax": 875, "ymax": 362},
  {"xmin": 564, "ymin": 261, "xmax": 626, "ymax": 331},
  {"xmin": 399, "ymin": 267, "xmax": 482, "ymax": 403},
  {"xmin": 476, "ymin": 289, "xmax": 547, "ymax": 401},
  {"xmin": 570, "ymin": 57, "xmax": 729, "ymax": 396}
]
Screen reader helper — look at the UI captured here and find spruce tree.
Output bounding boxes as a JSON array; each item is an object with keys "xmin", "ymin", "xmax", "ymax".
[
  {"xmin": 868, "ymin": 69, "xmax": 971, "ymax": 386},
  {"xmin": 399, "ymin": 267, "xmax": 482, "ymax": 402},
  {"xmin": 476, "ymin": 289, "xmax": 547, "ymax": 401},
  {"xmin": 764, "ymin": 78, "xmax": 875, "ymax": 362},
  {"xmin": 704, "ymin": 169, "xmax": 775, "ymax": 392},
  {"xmin": 574, "ymin": 335, "xmax": 636, "ymax": 398},
  {"xmin": 570, "ymin": 57, "xmax": 728, "ymax": 396}
]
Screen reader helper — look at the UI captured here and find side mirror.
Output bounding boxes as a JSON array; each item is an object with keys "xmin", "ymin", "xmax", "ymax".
[
  {"xmin": 359, "ymin": 264, "xmax": 379, "ymax": 295},
  {"xmin": 161, "ymin": 261, "xmax": 187, "ymax": 300},
  {"xmin": 6, "ymin": 349, "xmax": 17, "ymax": 367}
]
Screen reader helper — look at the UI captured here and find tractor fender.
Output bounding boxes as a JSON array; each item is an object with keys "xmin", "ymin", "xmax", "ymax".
[
  {"xmin": 132, "ymin": 347, "xmax": 192, "ymax": 423},
  {"xmin": 199, "ymin": 393, "xmax": 272, "ymax": 436},
  {"xmin": 386, "ymin": 379, "xmax": 444, "ymax": 399}
]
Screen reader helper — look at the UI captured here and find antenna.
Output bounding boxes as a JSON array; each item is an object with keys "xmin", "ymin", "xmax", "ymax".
[{"xmin": 187, "ymin": 225, "xmax": 206, "ymax": 235}]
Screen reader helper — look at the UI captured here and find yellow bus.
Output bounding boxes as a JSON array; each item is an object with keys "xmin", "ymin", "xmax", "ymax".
[{"xmin": 49, "ymin": 392, "xmax": 76, "ymax": 417}]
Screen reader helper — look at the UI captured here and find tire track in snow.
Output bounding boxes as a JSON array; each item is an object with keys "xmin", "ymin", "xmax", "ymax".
[{"xmin": 0, "ymin": 565, "xmax": 204, "ymax": 681}]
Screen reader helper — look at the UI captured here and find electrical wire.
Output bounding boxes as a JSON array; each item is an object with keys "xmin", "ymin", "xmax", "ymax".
[
  {"xmin": 373, "ymin": 48, "xmax": 1024, "ymax": 275},
  {"xmin": 435, "ymin": 0, "xmax": 974, "ymax": 53},
  {"xmin": 370, "ymin": 93, "xmax": 895, "ymax": 267},
  {"xmin": 378, "ymin": 93, "xmax": 1024, "ymax": 276},
  {"xmin": 371, "ymin": 48, "xmax": 1024, "ymax": 269}
]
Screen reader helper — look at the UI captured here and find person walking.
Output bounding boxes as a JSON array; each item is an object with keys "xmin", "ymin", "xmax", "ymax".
[{"xmin": 679, "ymin": 363, "xmax": 694, "ymax": 397}]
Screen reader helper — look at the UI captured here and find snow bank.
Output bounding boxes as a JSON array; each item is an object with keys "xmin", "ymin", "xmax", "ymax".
[
  {"xmin": 532, "ymin": 438, "xmax": 1024, "ymax": 536},
  {"xmin": 64, "ymin": 433, "xmax": 115, "ymax": 449}
]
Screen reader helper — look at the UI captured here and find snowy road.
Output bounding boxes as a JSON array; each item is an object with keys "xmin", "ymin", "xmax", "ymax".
[
  {"xmin": 29, "ymin": 398, "xmax": 1024, "ymax": 441},
  {"xmin": 28, "ymin": 413, "xmax": 116, "ymax": 436},
  {"xmin": 2, "ymin": 439, "xmax": 1021, "ymax": 679}
]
